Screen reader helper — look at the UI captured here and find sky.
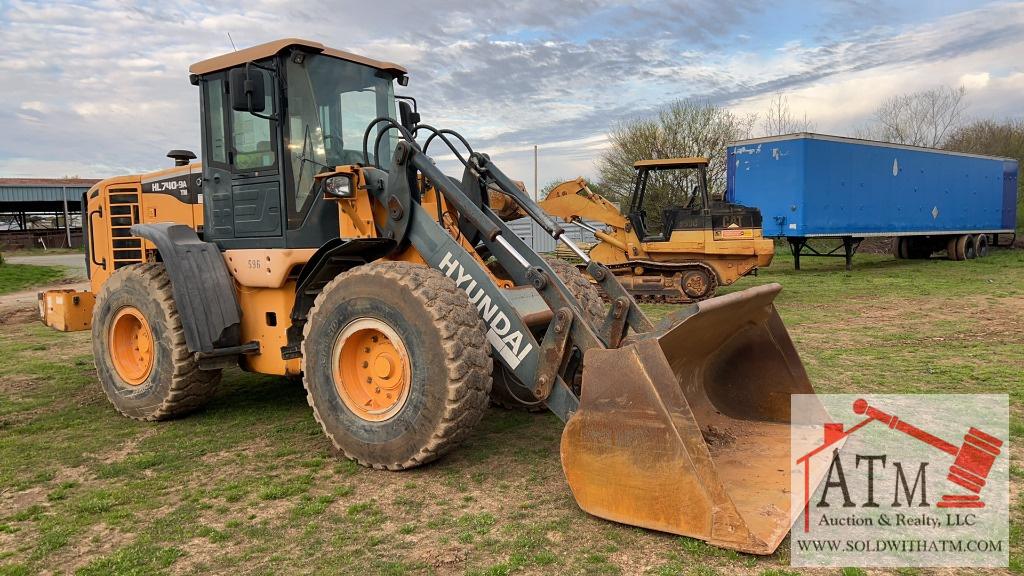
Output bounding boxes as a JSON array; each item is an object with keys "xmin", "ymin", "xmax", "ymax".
[{"xmin": 1, "ymin": 0, "xmax": 1022, "ymax": 190}]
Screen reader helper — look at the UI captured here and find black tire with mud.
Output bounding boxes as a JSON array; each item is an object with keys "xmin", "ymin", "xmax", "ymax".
[
  {"xmin": 301, "ymin": 261, "xmax": 492, "ymax": 470},
  {"xmin": 489, "ymin": 256, "xmax": 604, "ymax": 411},
  {"xmin": 92, "ymin": 263, "xmax": 221, "ymax": 420},
  {"xmin": 543, "ymin": 256, "xmax": 605, "ymax": 323}
]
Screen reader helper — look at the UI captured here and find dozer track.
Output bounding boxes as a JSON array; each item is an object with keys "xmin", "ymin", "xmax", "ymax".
[{"xmin": 598, "ymin": 260, "xmax": 719, "ymax": 304}]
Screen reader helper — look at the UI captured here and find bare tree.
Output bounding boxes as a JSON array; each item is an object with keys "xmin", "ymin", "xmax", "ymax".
[
  {"xmin": 856, "ymin": 85, "xmax": 968, "ymax": 147},
  {"xmin": 944, "ymin": 118, "xmax": 1024, "ymax": 159},
  {"xmin": 597, "ymin": 100, "xmax": 755, "ymax": 233},
  {"xmin": 944, "ymin": 118, "xmax": 1024, "ymax": 230},
  {"xmin": 760, "ymin": 92, "xmax": 815, "ymax": 136}
]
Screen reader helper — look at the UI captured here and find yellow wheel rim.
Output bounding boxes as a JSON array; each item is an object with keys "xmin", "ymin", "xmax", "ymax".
[
  {"xmin": 109, "ymin": 306, "xmax": 154, "ymax": 386},
  {"xmin": 332, "ymin": 318, "xmax": 411, "ymax": 422}
]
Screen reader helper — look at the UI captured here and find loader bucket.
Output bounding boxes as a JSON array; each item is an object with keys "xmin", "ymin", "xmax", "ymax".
[{"xmin": 560, "ymin": 283, "xmax": 829, "ymax": 554}]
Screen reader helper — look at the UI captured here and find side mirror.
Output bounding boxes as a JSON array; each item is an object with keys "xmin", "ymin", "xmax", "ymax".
[
  {"xmin": 399, "ymin": 100, "xmax": 420, "ymax": 131},
  {"xmin": 229, "ymin": 67, "xmax": 266, "ymax": 113}
]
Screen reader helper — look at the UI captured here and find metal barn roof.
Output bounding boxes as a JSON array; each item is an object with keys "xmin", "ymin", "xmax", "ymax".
[{"xmin": 0, "ymin": 178, "xmax": 99, "ymax": 207}]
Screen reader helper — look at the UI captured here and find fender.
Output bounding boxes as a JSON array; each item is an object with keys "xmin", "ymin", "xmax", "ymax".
[
  {"xmin": 281, "ymin": 236, "xmax": 398, "ymax": 359},
  {"xmin": 130, "ymin": 223, "xmax": 241, "ymax": 354}
]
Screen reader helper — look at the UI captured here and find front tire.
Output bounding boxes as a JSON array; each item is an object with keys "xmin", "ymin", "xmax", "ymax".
[
  {"xmin": 92, "ymin": 263, "xmax": 221, "ymax": 421},
  {"xmin": 301, "ymin": 261, "xmax": 492, "ymax": 470}
]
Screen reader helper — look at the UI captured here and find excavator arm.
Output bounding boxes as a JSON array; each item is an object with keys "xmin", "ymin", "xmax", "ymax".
[{"xmin": 538, "ymin": 177, "xmax": 629, "ymax": 230}]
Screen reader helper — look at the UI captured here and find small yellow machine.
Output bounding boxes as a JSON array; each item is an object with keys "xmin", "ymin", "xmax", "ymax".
[
  {"xmin": 39, "ymin": 39, "xmax": 827, "ymax": 554},
  {"xmin": 540, "ymin": 159, "xmax": 775, "ymax": 302}
]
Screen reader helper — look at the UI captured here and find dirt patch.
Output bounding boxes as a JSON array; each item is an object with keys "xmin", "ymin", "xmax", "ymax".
[
  {"xmin": 168, "ymin": 537, "xmax": 229, "ymax": 575},
  {"xmin": 95, "ymin": 429, "xmax": 158, "ymax": 464},
  {"xmin": 702, "ymin": 424, "xmax": 736, "ymax": 451},
  {"xmin": 198, "ymin": 439, "xmax": 273, "ymax": 467},
  {"xmin": 0, "ymin": 374, "xmax": 40, "ymax": 395},
  {"xmin": 410, "ymin": 544, "xmax": 469, "ymax": 569},
  {"xmin": 0, "ymin": 306, "xmax": 40, "ymax": 325},
  {"xmin": 2, "ymin": 486, "xmax": 47, "ymax": 517},
  {"xmin": 608, "ymin": 541, "xmax": 668, "ymax": 575},
  {"xmin": 0, "ymin": 528, "xmax": 23, "ymax": 561},
  {"xmin": 53, "ymin": 465, "xmax": 94, "ymax": 486},
  {"xmin": 45, "ymin": 523, "xmax": 135, "ymax": 576},
  {"xmin": 798, "ymin": 295, "xmax": 1024, "ymax": 352}
]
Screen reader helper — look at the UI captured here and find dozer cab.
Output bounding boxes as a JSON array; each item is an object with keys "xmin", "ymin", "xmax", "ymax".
[
  {"xmin": 540, "ymin": 159, "xmax": 775, "ymax": 302},
  {"xmin": 39, "ymin": 38, "xmax": 828, "ymax": 554}
]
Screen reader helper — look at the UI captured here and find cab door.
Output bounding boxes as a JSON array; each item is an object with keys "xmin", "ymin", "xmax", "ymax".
[{"xmin": 201, "ymin": 67, "xmax": 284, "ymax": 248}]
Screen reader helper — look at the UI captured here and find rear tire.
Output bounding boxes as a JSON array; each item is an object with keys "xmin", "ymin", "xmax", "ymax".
[
  {"xmin": 893, "ymin": 237, "xmax": 906, "ymax": 259},
  {"xmin": 543, "ymin": 256, "xmax": 605, "ymax": 323},
  {"xmin": 975, "ymin": 234, "xmax": 989, "ymax": 258},
  {"xmin": 947, "ymin": 236, "xmax": 962, "ymax": 261},
  {"xmin": 301, "ymin": 261, "xmax": 492, "ymax": 470},
  {"xmin": 961, "ymin": 234, "xmax": 977, "ymax": 260},
  {"xmin": 92, "ymin": 263, "xmax": 221, "ymax": 421}
]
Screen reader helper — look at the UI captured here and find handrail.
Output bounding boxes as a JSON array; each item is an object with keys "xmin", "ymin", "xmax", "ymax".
[{"xmin": 88, "ymin": 207, "xmax": 106, "ymax": 270}]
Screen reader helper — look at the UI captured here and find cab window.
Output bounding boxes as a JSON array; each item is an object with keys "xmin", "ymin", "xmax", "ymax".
[{"xmin": 284, "ymin": 53, "xmax": 396, "ymax": 226}]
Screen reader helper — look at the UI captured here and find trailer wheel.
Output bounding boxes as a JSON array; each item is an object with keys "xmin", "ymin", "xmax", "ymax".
[
  {"xmin": 893, "ymin": 237, "xmax": 907, "ymax": 259},
  {"xmin": 301, "ymin": 261, "xmax": 492, "ymax": 470},
  {"xmin": 92, "ymin": 263, "xmax": 221, "ymax": 421},
  {"xmin": 947, "ymin": 236, "xmax": 962, "ymax": 261},
  {"xmin": 975, "ymin": 234, "xmax": 989, "ymax": 258},
  {"xmin": 959, "ymin": 234, "xmax": 977, "ymax": 260}
]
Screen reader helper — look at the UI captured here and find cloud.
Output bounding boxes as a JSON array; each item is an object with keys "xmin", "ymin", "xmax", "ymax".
[{"xmin": 0, "ymin": 0, "xmax": 1021, "ymax": 190}]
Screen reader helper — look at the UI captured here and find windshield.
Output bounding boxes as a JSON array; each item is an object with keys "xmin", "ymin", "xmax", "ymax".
[
  {"xmin": 285, "ymin": 53, "xmax": 396, "ymax": 219},
  {"xmin": 635, "ymin": 168, "xmax": 705, "ymax": 237}
]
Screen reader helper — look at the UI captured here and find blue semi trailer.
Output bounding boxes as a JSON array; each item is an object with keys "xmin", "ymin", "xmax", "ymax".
[{"xmin": 725, "ymin": 133, "xmax": 1018, "ymax": 269}]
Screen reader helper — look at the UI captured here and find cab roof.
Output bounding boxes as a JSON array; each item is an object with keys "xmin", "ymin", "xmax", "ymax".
[
  {"xmin": 633, "ymin": 157, "xmax": 709, "ymax": 170},
  {"xmin": 189, "ymin": 38, "xmax": 407, "ymax": 76}
]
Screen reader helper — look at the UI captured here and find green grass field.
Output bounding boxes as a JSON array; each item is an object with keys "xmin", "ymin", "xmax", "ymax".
[
  {"xmin": 0, "ymin": 248, "xmax": 1021, "ymax": 575},
  {"xmin": 0, "ymin": 264, "xmax": 66, "ymax": 295}
]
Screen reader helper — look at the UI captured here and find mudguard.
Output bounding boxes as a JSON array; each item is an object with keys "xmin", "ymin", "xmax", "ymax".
[{"xmin": 130, "ymin": 223, "xmax": 241, "ymax": 353}]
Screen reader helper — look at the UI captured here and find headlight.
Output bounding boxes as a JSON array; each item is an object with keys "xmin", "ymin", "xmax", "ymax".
[{"xmin": 324, "ymin": 176, "xmax": 353, "ymax": 198}]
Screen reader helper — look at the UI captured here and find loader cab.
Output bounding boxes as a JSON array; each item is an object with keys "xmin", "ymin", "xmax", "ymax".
[
  {"xmin": 190, "ymin": 39, "xmax": 407, "ymax": 250},
  {"xmin": 627, "ymin": 158, "xmax": 711, "ymax": 242}
]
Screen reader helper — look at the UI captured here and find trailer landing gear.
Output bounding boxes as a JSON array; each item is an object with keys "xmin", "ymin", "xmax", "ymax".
[{"xmin": 787, "ymin": 236, "xmax": 862, "ymax": 271}]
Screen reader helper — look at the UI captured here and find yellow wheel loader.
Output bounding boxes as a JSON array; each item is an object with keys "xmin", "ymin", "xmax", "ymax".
[
  {"xmin": 38, "ymin": 38, "xmax": 828, "ymax": 554},
  {"xmin": 540, "ymin": 159, "xmax": 775, "ymax": 302}
]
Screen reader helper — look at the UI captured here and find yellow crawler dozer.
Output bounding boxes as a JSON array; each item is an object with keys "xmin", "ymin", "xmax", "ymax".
[{"xmin": 540, "ymin": 161, "xmax": 775, "ymax": 302}]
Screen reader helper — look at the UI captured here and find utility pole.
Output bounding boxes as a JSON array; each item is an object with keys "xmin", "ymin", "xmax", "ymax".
[
  {"xmin": 61, "ymin": 184, "xmax": 71, "ymax": 248},
  {"xmin": 533, "ymin": 145, "xmax": 538, "ymax": 201}
]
